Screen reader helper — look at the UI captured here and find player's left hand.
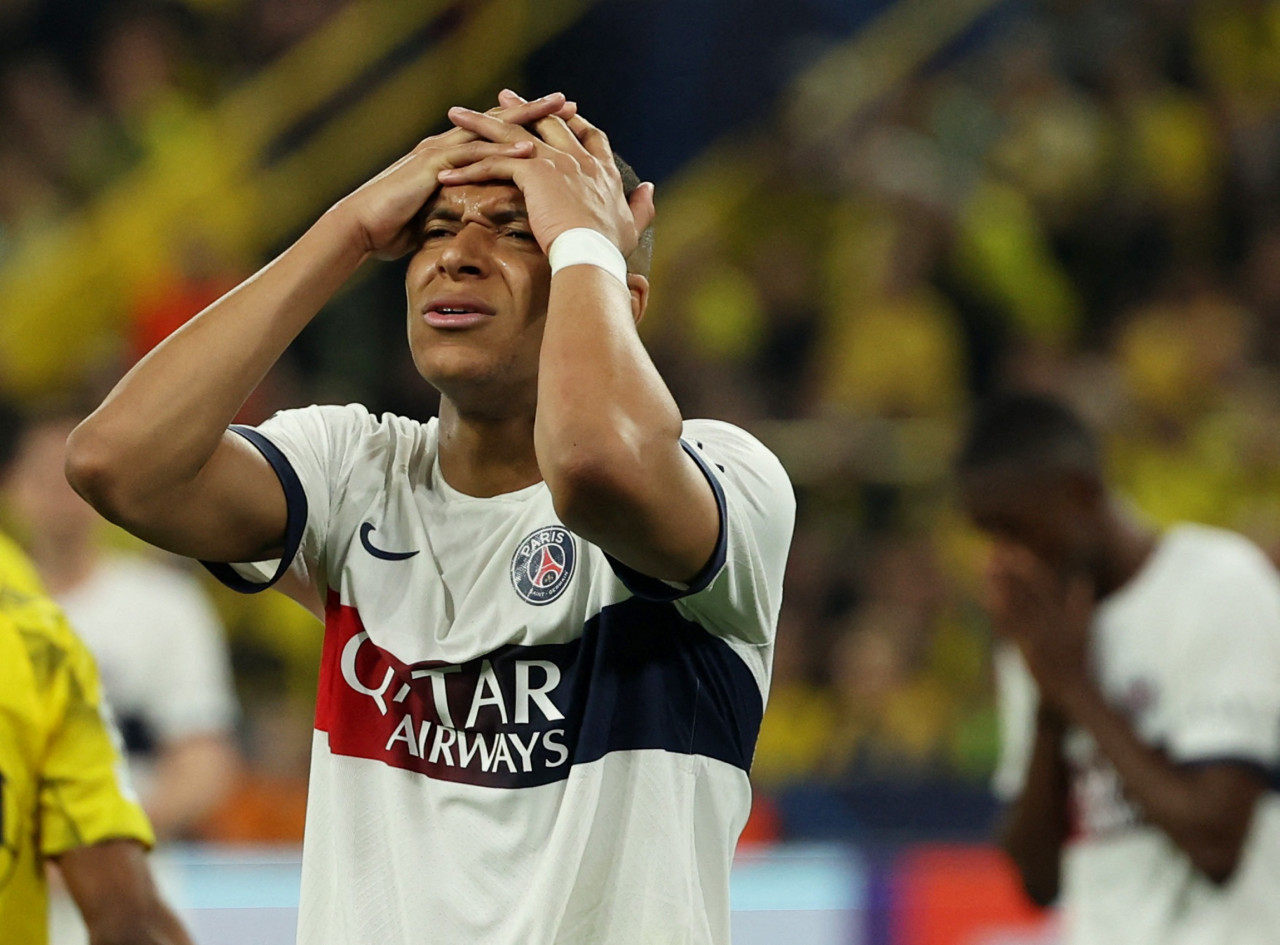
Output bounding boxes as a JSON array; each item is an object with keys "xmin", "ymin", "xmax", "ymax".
[
  {"xmin": 435, "ymin": 99, "xmax": 655, "ymax": 258},
  {"xmin": 984, "ymin": 543, "xmax": 1096, "ymax": 711}
]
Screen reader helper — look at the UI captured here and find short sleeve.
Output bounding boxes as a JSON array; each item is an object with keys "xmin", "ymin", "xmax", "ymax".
[
  {"xmin": 1164, "ymin": 549, "xmax": 1280, "ymax": 768},
  {"xmin": 39, "ymin": 624, "xmax": 154, "ymax": 857},
  {"xmin": 663, "ymin": 420, "xmax": 795, "ymax": 647},
  {"xmin": 202, "ymin": 403, "xmax": 372, "ymax": 601}
]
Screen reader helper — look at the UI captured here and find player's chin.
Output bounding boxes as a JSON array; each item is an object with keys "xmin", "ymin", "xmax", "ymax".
[{"xmin": 411, "ymin": 345, "xmax": 513, "ymax": 398}]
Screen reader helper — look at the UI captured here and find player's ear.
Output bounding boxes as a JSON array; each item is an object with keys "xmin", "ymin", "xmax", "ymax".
[{"xmin": 626, "ymin": 273, "xmax": 649, "ymax": 325}]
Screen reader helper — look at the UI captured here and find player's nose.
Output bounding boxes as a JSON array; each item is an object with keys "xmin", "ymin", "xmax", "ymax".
[{"xmin": 437, "ymin": 223, "xmax": 492, "ymax": 279}]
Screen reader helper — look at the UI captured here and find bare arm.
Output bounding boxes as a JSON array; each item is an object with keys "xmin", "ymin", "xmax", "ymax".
[
  {"xmin": 66, "ymin": 219, "xmax": 365, "ymax": 562},
  {"xmin": 999, "ymin": 707, "xmax": 1071, "ymax": 906},
  {"xmin": 145, "ymin": 733, "xmax": 241, "ymax": 841},
  {"xmin": 66, "ymin": 96, "xmax": 572, "ymax": 563},
  {"xmin": 1055, "ymin": 684, "xmax": 1265, "ymax": 883},
  {"xmin": 441, "ymin": 106, "xmax": 720, "ymax": 582},
  {"xmin": 56, "ymin": 839, "xmax": 193, "ymax": 945}
]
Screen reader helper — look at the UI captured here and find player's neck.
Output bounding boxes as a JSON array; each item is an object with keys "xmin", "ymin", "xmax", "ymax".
[
  {"xmin": 436, "ymin": 400, "xmax": 542, "ymax": 498},
  {"xmin": 1095, "ymin": 500, "xmax": 1158, "ymax": 598}
]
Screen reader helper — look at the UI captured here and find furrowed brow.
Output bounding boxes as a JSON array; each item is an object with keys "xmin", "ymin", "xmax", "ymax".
[
  {"xmin": 489, "ymin": 209, "xmax": 529, "ymax": 225},
  {"xmin": 421, "ymin": 207, "xmax": 462, "ymax": 223}
]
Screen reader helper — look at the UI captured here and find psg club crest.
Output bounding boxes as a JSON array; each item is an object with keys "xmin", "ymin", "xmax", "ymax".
[{"xmin": 510, "ymin": 526, "xmax": 576, "ymax": 605}]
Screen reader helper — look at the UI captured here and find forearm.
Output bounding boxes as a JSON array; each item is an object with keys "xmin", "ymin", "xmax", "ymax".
[
  {"xmin": 68, "ymin": 213, "xmax": 365, "ymax": 509},
  {"xmin": 534, "ymin": 269, "xmax": 682, "ymax": 505},
  {"xmin": 1058, "ymin": 683, "xmax": 1255, "ymax": 881},
  {"xmin": 145, "ymin": 734, "xmax": 240, "ymax": 841},
  {"xmin": 87, "ymin": 903, "xmax": 193, "ymax": 945},
  {"xmin": 57, "ymin": 840, "xmax": 195, "ymax": 945},
  {"xmin": 1000, "ymin": 709, "xmax": 1071, "ymax": 906}
]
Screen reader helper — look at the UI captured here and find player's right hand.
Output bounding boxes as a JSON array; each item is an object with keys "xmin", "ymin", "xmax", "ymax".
[
  {"xmin": 984, "ymin": 542, "xmax": 1095, "ymax": 708},
  {"xmin": 327, "ymin": 92, "xmax": 573, "ymax": 260}
]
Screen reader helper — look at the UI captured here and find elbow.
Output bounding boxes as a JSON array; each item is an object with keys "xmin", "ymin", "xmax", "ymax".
[
  {"xmin": 64, "ymin": 422, "xmax": 128, "ymax": 519},
  {"xmin": 545, "ymin": 453, "xmax": 629, "ymax": 538},
  {"xmin": 1003, "ymin": 848, "xmax": 1060, "ymax": 908},
  {"xmin": 537, "ymin": 409, "xmax": 680, "ymax": 531},
  {"xmin": 64, "ymin": 420, "xmax": 165, "ymax": 532},
  {"xmin": 998, "ymin": 830, "xmax": 1060, "ymax": 908},
  {"xmin": 1022, "ymin": 876, "xmax": 1060, "ymax": 909},
  {"xmin": 541, "ymin": 439, "xmax": 644, "ymax": 536}
]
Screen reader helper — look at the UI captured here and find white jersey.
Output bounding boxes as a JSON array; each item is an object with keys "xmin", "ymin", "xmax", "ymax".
[
  {"xmin": 57, "ymin": 555, "xmax": 238, "ymax": 778},
  {"xmin": 205, "ymin": 404, "xmax": 795, "ymax": 945},
  {"xmin": 994, "ymin": 524, "xmax": 1280, "ymax": 945}
]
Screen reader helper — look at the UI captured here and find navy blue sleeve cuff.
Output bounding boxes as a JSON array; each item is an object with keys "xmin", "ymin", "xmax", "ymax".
[
  {"xmin": 200, "ymin": 425, "xmax": 309, "ymax": 594},
  {"xmin": 605, "ymin": 440, "xmax": 728, "ymax": 602},
  {"xmin": 1181, "ymin": 756, "xmax": 1280, "ymax": 793}
]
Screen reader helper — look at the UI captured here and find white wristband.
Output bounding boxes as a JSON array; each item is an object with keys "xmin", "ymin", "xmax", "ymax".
[{"xmin": 547, "ymin": 228, "xmax": 628, "ymax": 288}]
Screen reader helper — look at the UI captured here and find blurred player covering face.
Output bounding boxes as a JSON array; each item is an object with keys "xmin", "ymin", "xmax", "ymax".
[{"xmin": 956, "ymin": 392, "xmax": 1280, "ymax": 945}]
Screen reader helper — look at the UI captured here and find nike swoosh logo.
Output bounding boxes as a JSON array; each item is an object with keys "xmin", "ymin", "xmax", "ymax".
[{"xmin": 359, "ymin": 522, "xmax": 419, "ymax": 561}]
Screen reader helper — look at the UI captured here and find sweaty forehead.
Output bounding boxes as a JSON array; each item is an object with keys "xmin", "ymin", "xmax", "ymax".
[{"xmin": 425, "ymin": 182, "xmax": 527, "ymax": 219}]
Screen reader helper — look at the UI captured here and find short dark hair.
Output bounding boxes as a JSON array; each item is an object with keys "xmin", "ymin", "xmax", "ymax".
[
  {"xmin": 613, "ymin": 153, "xmax": 653, "ymax": 277},
  {"xmin": 956, "ymin": 392, "xmax": 1101, "ymax": 477}
]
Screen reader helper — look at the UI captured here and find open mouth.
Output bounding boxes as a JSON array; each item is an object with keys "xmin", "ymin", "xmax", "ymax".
[{"xmin": 422, "ymin": 297, "xmax": 495, "ymax": 330}]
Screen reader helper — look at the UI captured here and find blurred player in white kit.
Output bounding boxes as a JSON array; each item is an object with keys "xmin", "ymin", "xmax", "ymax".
[
  {"xmin": 957, "ymin": 392, "xmax": 1280, "ymax": 945},
  {"xmin": 65, "ymin": 89, "xmax": 795, "ymax": 945},
  {"xmin": 3, "ymin": 406, "xmax": 240, "ymax": 841}
]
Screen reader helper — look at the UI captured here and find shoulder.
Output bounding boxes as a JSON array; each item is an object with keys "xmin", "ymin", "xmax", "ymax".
[
  {"xmin": 0, "ymin": 586, "xmax": 83, "ymax": 696},
  {"xmin": 1153, "ymin": 525, "xmax": 1280, "ymax": 653},
  {"xmin": 681, "ymin": 418, "xmax": 780, "ymax": 460},
  {"xmin": 681, "ymin": 419, "xmax": 793, "ymax": 496},
  {"xmin": 1164, "ymin": 524, "xmax": 1279, "ymax": 588},
  {"xmin": 260, "ymin": 403, "xmax": 435, "ymax": 451}
]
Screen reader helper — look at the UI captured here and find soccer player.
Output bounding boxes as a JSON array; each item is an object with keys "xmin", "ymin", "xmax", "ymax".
[
  {"xmin": 65, "ymin": 90, "xmax": 795, "ymax": 944},
  {"xmin": 0, "ymin": 528, "xmax": 193, "ymax": 945},
  {"xmin": 957, "ymin": 392, "xmax": 1280, "ymax": 945}
]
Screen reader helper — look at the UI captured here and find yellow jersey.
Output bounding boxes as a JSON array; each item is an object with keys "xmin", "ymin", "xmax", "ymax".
[{"xmin": 0, "ymin": 532, "xmax": 154, "ymax": 945}]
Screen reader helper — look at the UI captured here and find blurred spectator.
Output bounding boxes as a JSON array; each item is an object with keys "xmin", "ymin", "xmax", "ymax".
[
  {"xmin": 0, "ymin": 406, "xmax": 240, "ymax": 842},
  {"xmin": 197, "ymin": 695, "xmax": 310, "ymax": 844}
]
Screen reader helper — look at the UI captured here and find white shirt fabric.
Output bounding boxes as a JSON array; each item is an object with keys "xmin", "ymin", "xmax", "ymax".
[
  {"xmin": 56, "ymin": 555, "xmax": 238, "ymax": 779},
  {"xmin": 993, "ymin": 523, "xmax": 1280, "ymax": 945},
  {"xmin": 207, "ymin": 404, "xmax": 795, "ymax": 945}
]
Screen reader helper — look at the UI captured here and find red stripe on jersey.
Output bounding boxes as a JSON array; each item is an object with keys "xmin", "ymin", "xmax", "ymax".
[{"xmin": 313, "ymin": 591, "xmax": 574, "ymax": 788}]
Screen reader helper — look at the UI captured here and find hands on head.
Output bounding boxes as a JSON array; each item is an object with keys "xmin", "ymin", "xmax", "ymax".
[
  {"xmin": 334, "ymin": 90, "xmax": 654, "ymax": 263},
  {"xmin": 984, "ymin": 542, "xmax": 1095, "ymax": 710},
  {"xmin": 442, "ymin": 90, "xmax": 656, "ymax": 258}
]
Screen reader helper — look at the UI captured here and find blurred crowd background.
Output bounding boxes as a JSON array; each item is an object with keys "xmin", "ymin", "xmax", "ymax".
[{"xmin": 2, "ymin": 0, "xmax": 1280, "ymax": 858}]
